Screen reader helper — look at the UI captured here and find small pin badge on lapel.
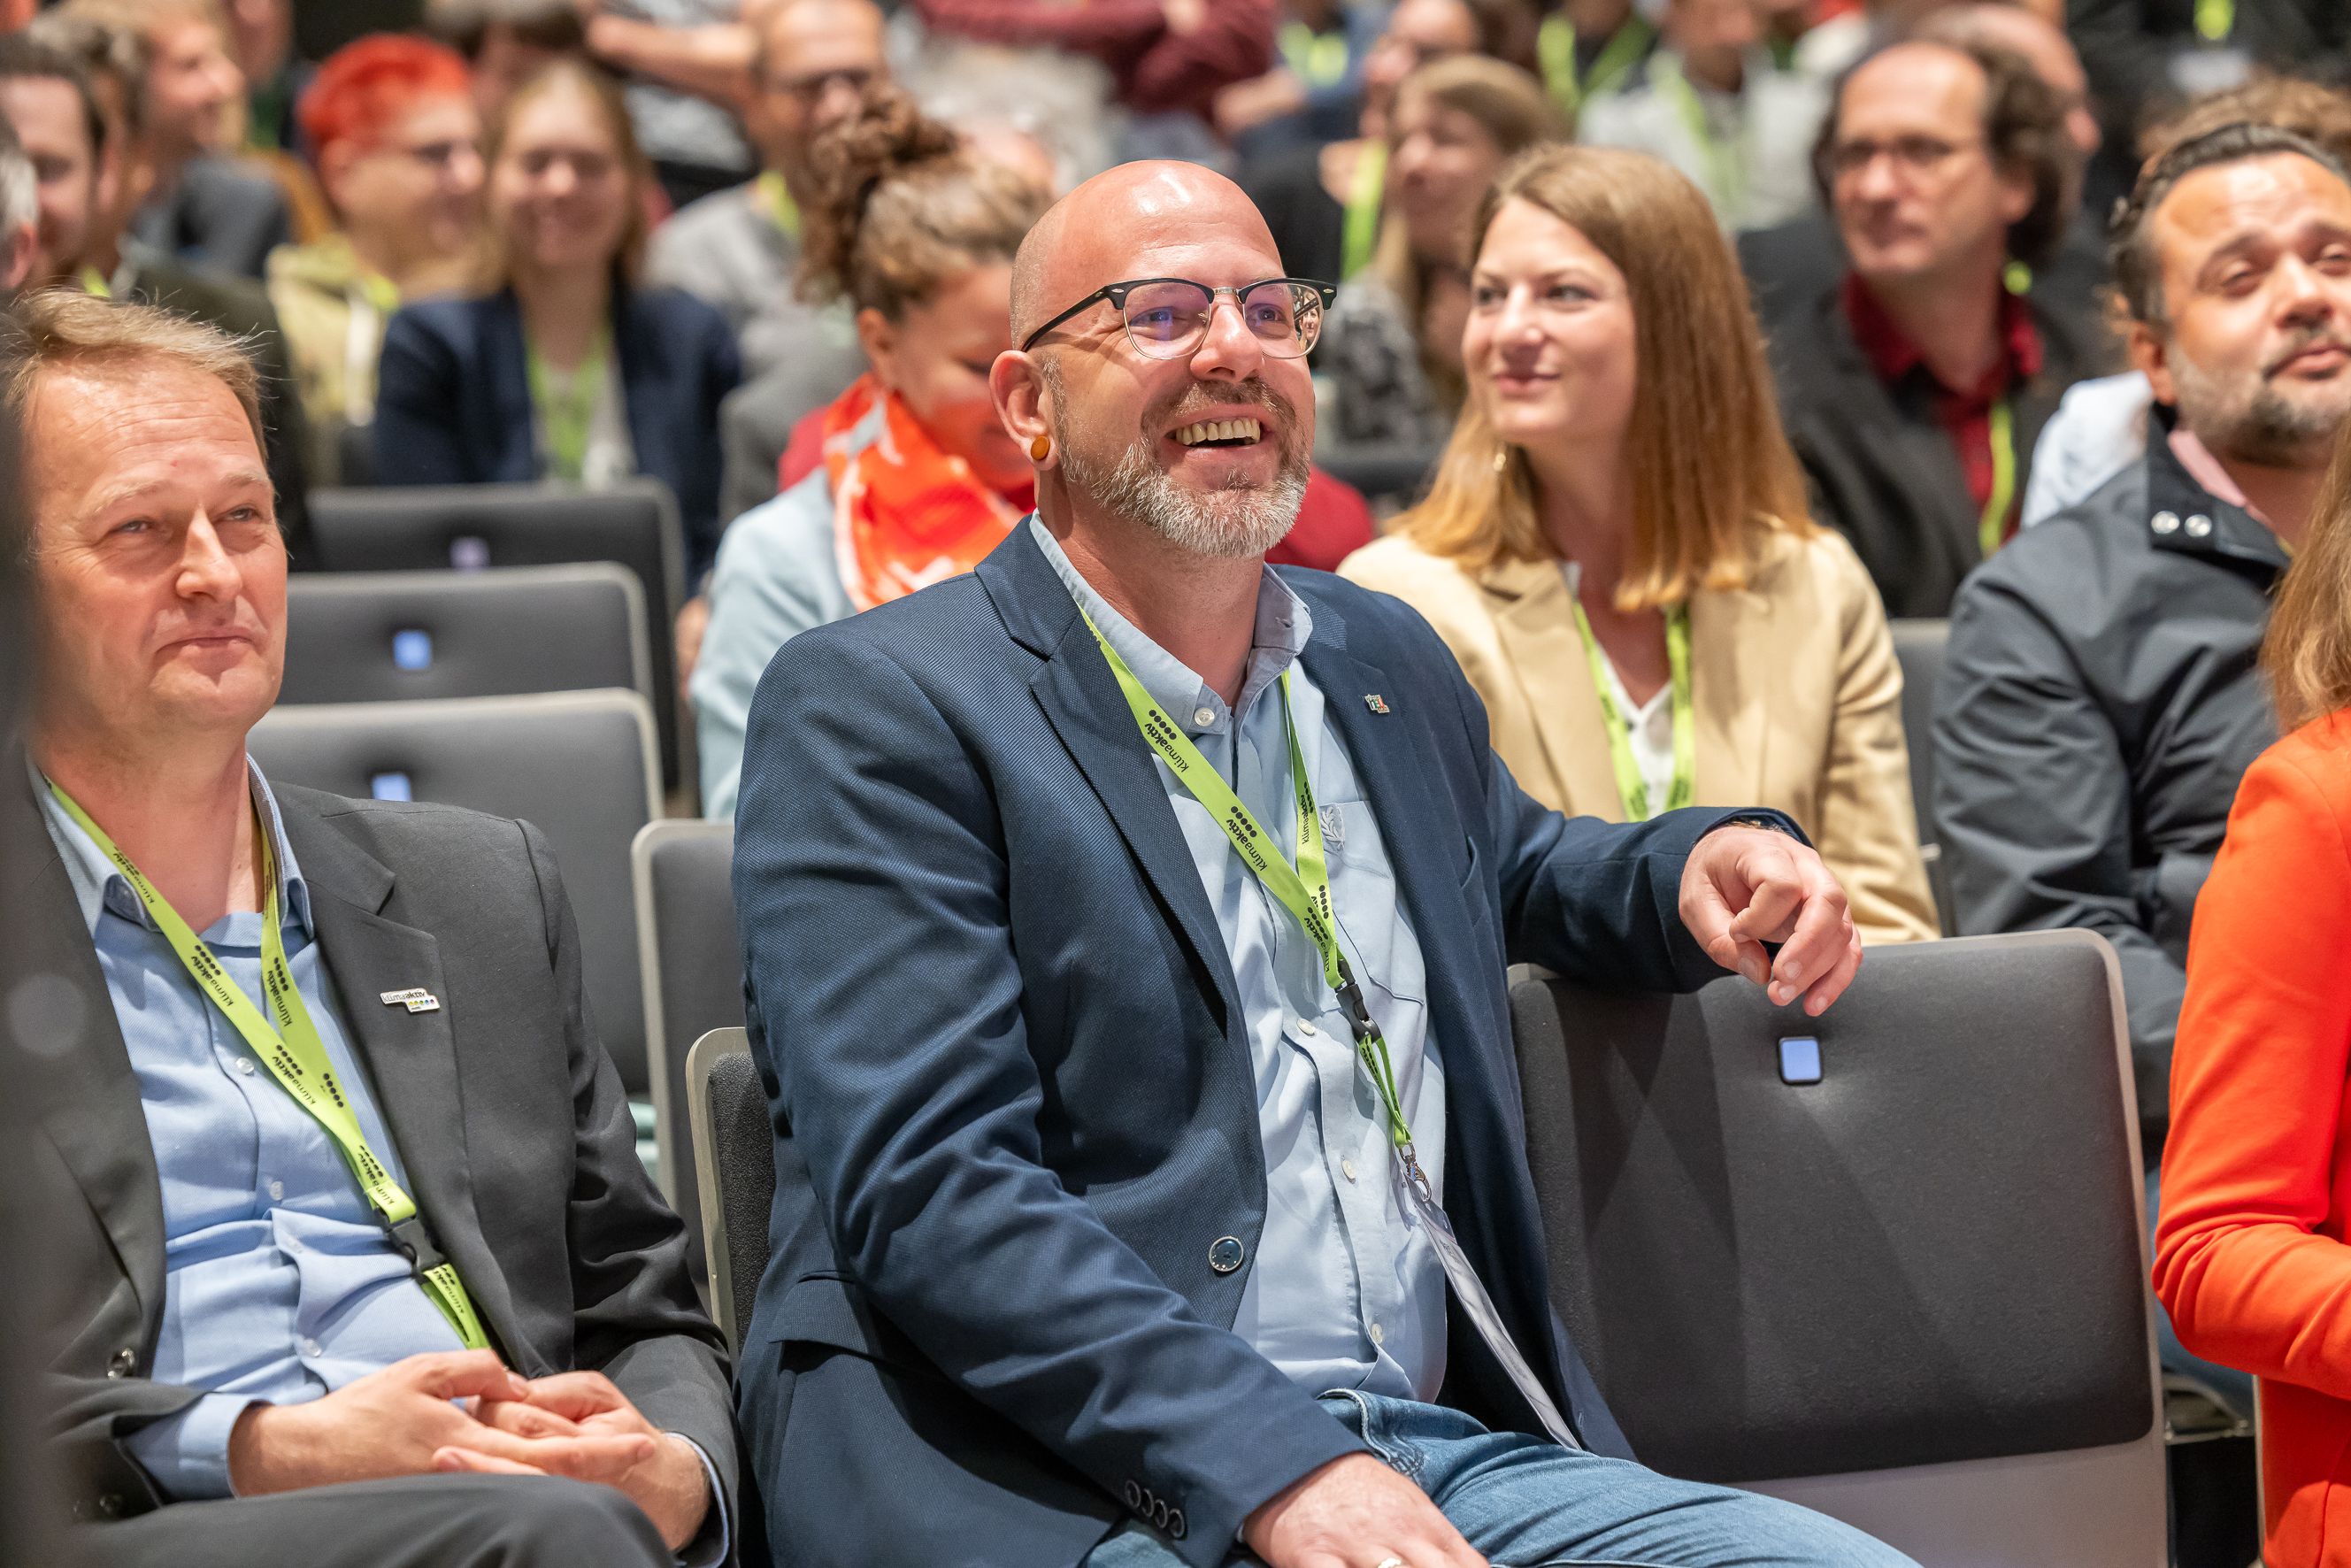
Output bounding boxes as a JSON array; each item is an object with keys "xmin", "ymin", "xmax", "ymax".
[
  {"xmin": 1364, "ymin": 694, "xmax": 1392, "ymax": 714},
  {"xmin": 379, "ymin": 988, "xmax": 442, "ymax": 1014}
]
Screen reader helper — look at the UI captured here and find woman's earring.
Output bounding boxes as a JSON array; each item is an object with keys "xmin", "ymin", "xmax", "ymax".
[
  {"xmin": 1493, "ymin": 446, "xmax": 1510, "ymax": 473},
  {"xmin": 1031, "ymin": 434, "xmax": 1052, "ymax": 462}
]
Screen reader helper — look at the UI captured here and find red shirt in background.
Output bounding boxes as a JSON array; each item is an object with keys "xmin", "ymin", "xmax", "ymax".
[
  {"xmin": 777, "ymin": 411, "xmax": 1377, "ymax": 573},
  {"xmin": 1841, "ymin": 272, "xmax": 2042, "ymax": 546},
  {"xmin": 909, "ymin": 0, "xmax": 1273, "ymax": 122}
]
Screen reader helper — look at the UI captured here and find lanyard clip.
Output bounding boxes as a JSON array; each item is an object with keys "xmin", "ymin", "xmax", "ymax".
[
  {"xmin": 388, "ymin": 1213, "xmax": 449, "ymax": 1277},
  {"xmin": 1333, "ymin": 963, "xmax": 1379, "ymax": 1045},
  {"xmin": 1396, "ymin": 1141, "xmax": 1435, "ymax": 1205}
]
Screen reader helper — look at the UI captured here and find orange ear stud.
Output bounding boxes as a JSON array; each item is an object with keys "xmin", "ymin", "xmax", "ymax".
[{"xmin": 1031, "ymin": 434, "xmax": 1052, "ymax": 462}]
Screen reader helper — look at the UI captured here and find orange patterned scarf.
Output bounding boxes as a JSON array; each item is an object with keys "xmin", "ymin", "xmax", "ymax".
[{"xmin": 825, "ymin": 373, "xmax": 1032, "ymax": 612}]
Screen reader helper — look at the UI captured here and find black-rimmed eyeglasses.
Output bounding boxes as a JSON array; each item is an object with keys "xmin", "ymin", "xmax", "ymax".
[{"xmin": 1020, "ymin": 277, "xmax": 1340, "ymax": 359}]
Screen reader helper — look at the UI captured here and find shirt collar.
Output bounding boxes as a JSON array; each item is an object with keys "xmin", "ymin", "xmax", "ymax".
[
  {"xmin": 1028, "ymin": 515, "xmax": 1314, "ymax": 736},
  {"xmin": 1841, "ymin": 271, "xmax": 2044, "ymax": 402},
  {"xmin": 30, "ymin": 753, "xmax": 316, "ymax": 941}
]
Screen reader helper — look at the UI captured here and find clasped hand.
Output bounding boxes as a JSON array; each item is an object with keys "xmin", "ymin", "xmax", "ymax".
[{"xmin": 227, "ymin": 1350, "xmax": 710, "ymax": 1549}]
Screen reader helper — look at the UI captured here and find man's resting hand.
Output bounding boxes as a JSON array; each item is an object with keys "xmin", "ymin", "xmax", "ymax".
[
  {"xmin": 1244, "ymin": 1452, "xmax": 1487, "ymax": 1568},
  {"xmin": 225, "ymin": 1351, "xmax": 711, "ymax": 1549},
  {"xmin": 1679, "ymin": 823, "xmax": 1863, "ymax": 1017}
]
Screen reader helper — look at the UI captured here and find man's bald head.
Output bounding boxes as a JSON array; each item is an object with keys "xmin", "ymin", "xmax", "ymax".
[{"xmin": 1011, "ymin": 161, "xmax": 1283, "ymax": 348}]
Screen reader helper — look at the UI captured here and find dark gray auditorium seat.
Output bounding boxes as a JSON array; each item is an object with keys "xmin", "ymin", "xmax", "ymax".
[
  {"xmin": 633, "ymin": 820, "xmax": 745, "ymax": 1283},
  {"xmin": 248, "ymin": 691, "xmax": 663, "ymax": 1096},
  {"xmin": 307, "ymin": 480, "xmax": 690, "ymax": 794},
  {"xmin": 280, "ymin": 565, "xmax": 650, "ymax": 709},
  {"xmin": 1510, "ymin": 929, "xmax": 2162, "ymax": 1565},
  {"xmin": 1888, "ymin": 618, "xmax": 1955, "ymax": 934},
  {"xmin": 686, "ymin": 1027, "xmax": 767, "ymax": 1356}
]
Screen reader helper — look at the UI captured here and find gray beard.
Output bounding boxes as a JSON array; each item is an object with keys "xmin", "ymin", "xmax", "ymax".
[
  {"xmin": 1044, "ymin": 365, "xmax": 1310, "ymax": 560},
  {"xmin": 2172, "ymin": 344, "xmax": 2351, "ymax": 469}
]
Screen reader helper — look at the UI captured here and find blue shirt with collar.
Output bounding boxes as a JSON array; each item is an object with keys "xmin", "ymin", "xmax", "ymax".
[
  {"xmin": 34, "ymin": 757, "xmax": 461, "ymax": 1501},
  {"xmin": 1032, "ymin": 518, "xmax": 1448, "ymax": 1403}
]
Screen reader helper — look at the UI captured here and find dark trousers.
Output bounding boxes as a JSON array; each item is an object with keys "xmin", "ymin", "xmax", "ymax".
[{"xmin": 77, "ymin": 1473, "xmax": 672, "ymax": 1568}]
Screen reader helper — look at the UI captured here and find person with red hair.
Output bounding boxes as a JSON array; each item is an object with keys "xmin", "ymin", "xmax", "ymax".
[{"xmin": 265, "ymin": 33, "xmax": 484, "ymax": 484}]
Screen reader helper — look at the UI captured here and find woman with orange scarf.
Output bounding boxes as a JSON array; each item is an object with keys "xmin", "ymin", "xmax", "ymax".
[{"xmin": 692, "ymin": 92, "xmax": 1052, "ymax": 817}]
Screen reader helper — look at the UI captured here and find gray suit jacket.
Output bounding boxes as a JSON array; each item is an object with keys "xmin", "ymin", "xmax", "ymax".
[{"xmin": 4, "ymin": 751, "xmax": 735, "ymax": 1542}]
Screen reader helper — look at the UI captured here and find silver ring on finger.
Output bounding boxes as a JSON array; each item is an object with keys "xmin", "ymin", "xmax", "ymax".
[{"xmin": 1373, "ymin": 1557, "xmax": 1410, "ymax": 1568}]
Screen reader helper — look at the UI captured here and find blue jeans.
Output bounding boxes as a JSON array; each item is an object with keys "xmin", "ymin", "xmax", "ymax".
[{"xmin": 1085, "ymin": 1393, "xmax": 1917, "ymax": 1568}]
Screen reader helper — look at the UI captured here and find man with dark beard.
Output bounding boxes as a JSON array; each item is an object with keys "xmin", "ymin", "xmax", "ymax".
[
  {"xmin": 1935, "ymin": 121, "xmax": 2351, "ymax": 1426},
  {"xmin": 726, "ymin": 160, "xmax": 1911, "ymax": 1568}
]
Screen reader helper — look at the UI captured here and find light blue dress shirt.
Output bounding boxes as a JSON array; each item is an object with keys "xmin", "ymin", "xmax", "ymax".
[
  {"xmin": 35, "ymin": 757, "xmax": 462, "ymax": 1500},
  {"xmin": 38, "ymin": 760, "xmax": 726, "ymax": 1564},
  {"xmin": 1033, "ymin": 519, "xmax": 1449, "ymax": 1403}
]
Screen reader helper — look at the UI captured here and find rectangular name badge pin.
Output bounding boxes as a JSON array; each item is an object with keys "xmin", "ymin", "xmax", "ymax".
[
  {"xmin": 379, "ymin": 988, "xmax": 442, "ymax": 1014},
  {"xmin": 1364, "ymin": 694, "xmax": 1391, "ymax": 714}
]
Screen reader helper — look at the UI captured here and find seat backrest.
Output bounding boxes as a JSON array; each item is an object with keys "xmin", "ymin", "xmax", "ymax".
[
  {"xmin": 633, "ymin": 820, "xmax": 745, "ymax": 1280},
  {"xmin": 249, "ymin": 691, "xmax": 663, "ymax": 1094},
  {"xmin": 280, "ymin": 565, "xmax": 650, "ymax": 709},
  {"xmin": 686, "ymin": 1028, "xmax": 771, "ymax": 1356},
  {"xmin": 307, "ymin": 481, "xmax": 689, "ymax": 794},
  {"xmin": 1887, "ymin": 618, "xmax": 1947, "ymax": 843},
  {"xmin": 1510, "ymin": 931, "xmax": 2163, "ymax": 1564}
]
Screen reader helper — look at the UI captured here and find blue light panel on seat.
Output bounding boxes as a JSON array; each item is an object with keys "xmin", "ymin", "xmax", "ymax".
[{"xmin": 1779, "ymin": 1036, "xmax": 1822, "ymax": 1086}]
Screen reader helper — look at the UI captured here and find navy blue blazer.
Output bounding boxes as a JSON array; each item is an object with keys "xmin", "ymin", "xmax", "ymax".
[
  {"xmin": 730, "ymin": 522, "xmax": 1784, "ymax": 1568},
  {"xmin": 373, "ymin": 282, "xmax": 741, "ymax": 583}
]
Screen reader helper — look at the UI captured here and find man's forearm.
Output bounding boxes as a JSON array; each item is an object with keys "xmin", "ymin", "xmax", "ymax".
[{"xmin": 587, "ymin": 16, "xmax": 755, "ymax": 107}]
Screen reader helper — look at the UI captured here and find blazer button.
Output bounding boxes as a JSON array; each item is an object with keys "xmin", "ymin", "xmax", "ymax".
[
  {"xmin": 1167, "ymin": 1507, "xmax": 1187, "ymax": 1540},
  {"xmin": 1152, "ymin": 1498, "xmax": 1170, "ymax": 1530},
  {"xmin": 106, "ymin": 1348, "xmax": 135, "ymax": 1379},
  {"xmin": 1209, "ymin": 1236, "xmax": 1245, "ymax": 1274},
  {"xmin": 1124, "ymin": 1480, "xmax": 1141, "ymax": 1509},
  {"xmin": 96, "ymin": 1493, "xmax": 127, "ymax": 1519}
]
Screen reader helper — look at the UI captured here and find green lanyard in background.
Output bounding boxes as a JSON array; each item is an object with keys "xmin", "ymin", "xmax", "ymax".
[
  {"xmin": 1653, "ymin": 53, "xmax": 1747, "ymax": 220},
  {"xmin": 79, "ymin": 265, "xmax": 111, "ymax": 298},
  {"xmin": 1079, "ymin": 614, "xmax": 1429, "ymax": 1193},
  {"xmin": 46, "ymin": 783, "xmax": 492, "ymax": 1354},
  {"xmin": 1568, "ymin": 588, "xmax": 1695, "ymax": 821},
  {"xmin": 525, "ymin": 324, "xmax": 611, "ymax": 483},
  {"xmin": 1341, "ymin": 141, "xmax": 1387, "ymax": 282},
  {"xmin": 2194, "ymin": 0, "xmax": 2233, "ymax": 42},
  {"xmin": 1279, "ymin": 20, "xmax": 1353, "ymax": 88},
  {"xmin": 1978, "ymin": 398, "xmax": 2017, "ymax": 559},
  {"xmin": 756, "ymin": 170, "xmax": 803, "ymax": 242},
  {"xmin": 1538, "ymin": 12, "xmax": 1654, "ymax": 122}
]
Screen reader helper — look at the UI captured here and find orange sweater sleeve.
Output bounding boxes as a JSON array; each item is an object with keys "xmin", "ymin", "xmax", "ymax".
[{"xmin": 2155, "ymin": 723, "xmax": 2351, "ymax": 1396}]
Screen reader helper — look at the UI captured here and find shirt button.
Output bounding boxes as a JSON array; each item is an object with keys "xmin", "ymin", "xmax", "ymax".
[
  {"xmin": 107, "ymin": 1348, "xmax": 135, "ymax": 1378},
  {"xmin": 267, "ymin": 1180, "xmax": 285, "ymax": 1202},
  {"xmin": 1369, "ymin": 1322, "xmax": 1385, "ymax": 1346},
  {"xmin": 1296, "ymin": 1018, "xmax": 1318, "ymax": 1036},
  {"xmin": 301, "ymin": 1338, "xmax": 324, "ymax": 1358},
  {"xmin": 1192, "ymin": 707, "xmax": 1216, "ymax": 726},
  {"xmin": 1342, "ymin": 1158, "xmax": 1357, "ymax": 1181},
  {"xmin": 234, "ymin": 1057, "xmax": 257, "ymax": 1076}
]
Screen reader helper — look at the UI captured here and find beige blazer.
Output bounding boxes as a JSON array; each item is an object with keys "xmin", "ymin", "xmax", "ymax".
[{"xmin": 1340, "ymin": 527, "xmax": 1938, "ymax": 944}]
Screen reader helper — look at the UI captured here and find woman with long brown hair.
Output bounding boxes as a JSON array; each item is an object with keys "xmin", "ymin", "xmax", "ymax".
[
  {"xmin": 2156, "ymin": 429, "xmax": 2351, "ymax": 1568},
  {"xmin": 373, "ymin": 57, "xmax": 741, "ymax": 580},
  {"xmin": 1342, "ymin": 143, "xmax": 1935, "ymax": 942},
  {"xmin": 690, "ymin": 89, "xmax": 1051, "ymax": 818}
]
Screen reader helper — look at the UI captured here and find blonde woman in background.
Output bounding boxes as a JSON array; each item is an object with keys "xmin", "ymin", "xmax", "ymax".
[{"xmin": 1342, "ymin": 143, "xmax": 1936, "ymax": 942}]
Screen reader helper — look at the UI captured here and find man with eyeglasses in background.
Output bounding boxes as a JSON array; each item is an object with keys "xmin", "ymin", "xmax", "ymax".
[
  {"xmin": 646, "ymin": 0, "xmax": 884, "ymax": 383},
  {"xmin": 728, "ymin": 158, "xmax": 1911, "ymax": 1568},
  {"xmin": 264, "ymin": 34, "xmax": 486, "ymax": 488},
  {"xmin": 1763, "ymin": 36, "xmax": 2097, "ymax": 619}
]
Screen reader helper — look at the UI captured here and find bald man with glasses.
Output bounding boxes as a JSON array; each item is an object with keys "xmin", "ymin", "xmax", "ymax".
[{"xmin": 727, "ymin": 159, "xmax": 1910, "ymax": 1568}]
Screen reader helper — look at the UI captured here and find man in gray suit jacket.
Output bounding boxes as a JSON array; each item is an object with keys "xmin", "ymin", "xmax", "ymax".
[{"xmin": 5, "ymin": 294, "xmax": 733, "ymax": 1561}]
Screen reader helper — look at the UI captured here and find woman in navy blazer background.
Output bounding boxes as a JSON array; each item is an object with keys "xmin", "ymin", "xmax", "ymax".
[{"xmin": 373, "ymin": 58, "xmax": 741, "ymax": 584}]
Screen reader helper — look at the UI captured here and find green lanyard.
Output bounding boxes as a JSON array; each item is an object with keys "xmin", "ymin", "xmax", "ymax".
[
  {"xmin": 1538, "ymin": 12, "xmax": 1653, "ymax": 120},
  {"xmin": 2194, "ymin": 0, "xmax": 2233, "ymax": 42},
  {"xmin": 1978, "ymin": 397, "xmax": 2016, "ymax": 559},
  {"xmin": 47, "ymin": 783, "xmax": 491, "ymax": 1354},
  {"xmin": 525, "ymin": 324, "xmax": 611, "ymax": 482},
  {"xmin": 1079, "ymin": 614, "xmax": 1429, "ymax": 1193},
  {"xmin": 1654, "ymin": 53, "xmax": 1746, "ymax": 219},
  {"xmin": 756, "ymin": 169, "xmax": 803, "ymax": 242},
  {"xmin": 1279, "ymin": 20, "xmax": 1352, "ymax": 88},
  {"xmin": 1568, "ymin": 590, "xmax": 1694, "ymax": 821},
  {"xmin": 1341, "ymin": 141, "xmax": 1387, "ymax": 282},
  {"xmin": 79, "ymin": 265, "xmax": 111, "ymax": 298}
]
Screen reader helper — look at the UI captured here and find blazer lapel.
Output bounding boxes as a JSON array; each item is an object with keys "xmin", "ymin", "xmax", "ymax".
[
  {"xmin": 280, "ymin": 806, "xmax": 530, "ymax": 1367},
  {"xmin": 484, "ymin": 290, "xmax": 543, "ymax": 485},
  {"xmin": 1479, "ymin": 559, "xmax": 1623, "ymax": 819},
  {"xmin": 3, "ymin": 757, "xmax": 166, "ymax": 1324},
  {"xmin": 1686, "ymin": 581, "xmax": 1772, "ymax": 809},
  {"xmin": 977, "ymin": 527, "xmax": 1244, "ymax": 1034}
]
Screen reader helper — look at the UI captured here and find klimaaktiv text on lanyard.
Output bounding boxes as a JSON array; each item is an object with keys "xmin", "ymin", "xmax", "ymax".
[
  {"xmin": 1078, "ymin": 614, "xmax": 1584, "ymax": 1451},
  {"xmin": 46, "ymin": 782, "xmax": 491, "ymax": 1355}
]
